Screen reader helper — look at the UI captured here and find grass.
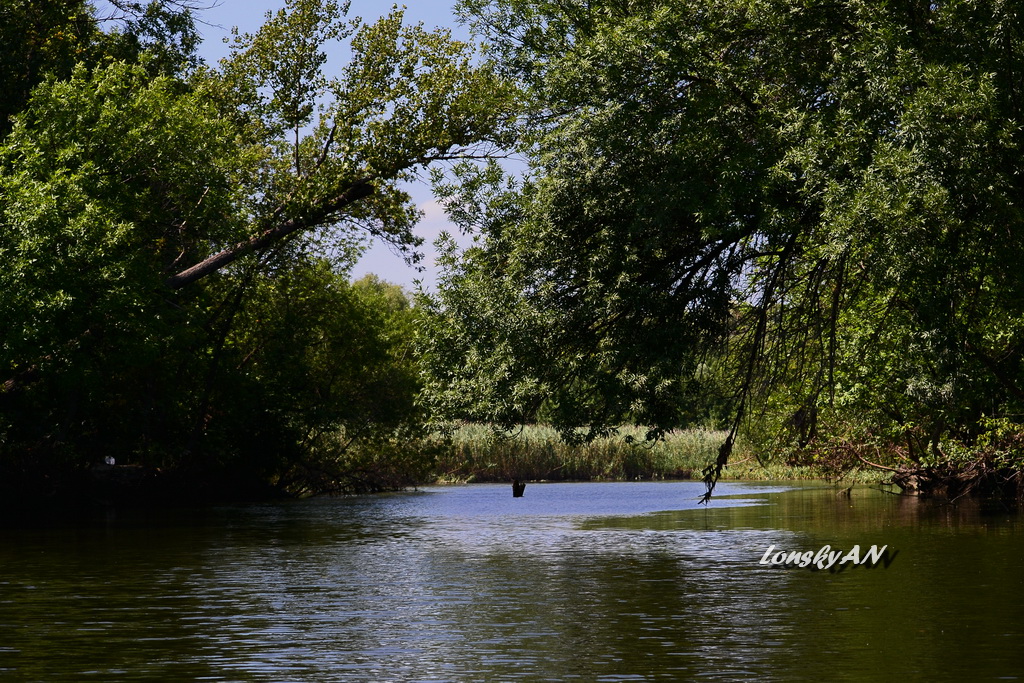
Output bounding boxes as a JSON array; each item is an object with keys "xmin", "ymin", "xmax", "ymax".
[{"xmin": 427, "ymin": 423, "xmax": 887, "ymax": 485}]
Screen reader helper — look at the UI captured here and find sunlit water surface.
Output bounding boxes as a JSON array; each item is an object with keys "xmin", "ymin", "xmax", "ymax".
[{"xmin": 2, "ymin": 481, "xmax": 1023, "ymax": 681}]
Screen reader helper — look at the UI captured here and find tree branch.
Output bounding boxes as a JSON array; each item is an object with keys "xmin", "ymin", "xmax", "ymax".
[{"xmin": 165, "ymin": 179, "xmax": 374, "ymax": 290}]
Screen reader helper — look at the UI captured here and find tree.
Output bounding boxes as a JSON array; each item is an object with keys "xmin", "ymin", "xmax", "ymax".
[
  {"xmin": 422, "ymin": 0, "xmax": 1024, "ymax": 499},
  {"xmin": 207, "ymin": 263, "xmax": 428, "ymax": 496},
  {"xmin": 0, "ymin": 0, "xmax": 517, "ymax": 504},
  {"xmin": 0, "ymin": 1, "xmax": 206, "ymax": 137},
  {"xmin": 1, "ymin": 1, "xmax": 97, "ymax": 137}
]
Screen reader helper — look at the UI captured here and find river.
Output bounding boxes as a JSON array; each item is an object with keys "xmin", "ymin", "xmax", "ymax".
[{"xmin": 2, "ymin": 481, "xmax": 1022, "ymax": 681}]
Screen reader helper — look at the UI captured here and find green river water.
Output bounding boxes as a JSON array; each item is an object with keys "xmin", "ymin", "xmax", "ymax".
[{"xmin": 1, "ymin": 481, "xmax": 1022, "ymax": 681}]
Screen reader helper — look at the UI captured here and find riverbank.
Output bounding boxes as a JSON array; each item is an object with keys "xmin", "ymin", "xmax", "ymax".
[
  {"xmin": 0, "ymin": 425, "xmax": 893, "ymax": 519},
  {"xmin": 427, "ymin": 424, "xmax": 888, "ymax": 486}
]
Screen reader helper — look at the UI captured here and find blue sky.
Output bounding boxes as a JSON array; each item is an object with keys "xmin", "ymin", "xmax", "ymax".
[{"xmin": 193, "ymin": 1, "xmax": 473, "ymax": 291}]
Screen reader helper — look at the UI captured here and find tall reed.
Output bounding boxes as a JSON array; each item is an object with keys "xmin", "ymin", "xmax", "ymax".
[
  {"xmin": 429, "ymin": 424, "xmax": 751, "ymax": 483},
  {"xmin": 427, "ymin": 424, "xmax": 890, "ymax": 484}
]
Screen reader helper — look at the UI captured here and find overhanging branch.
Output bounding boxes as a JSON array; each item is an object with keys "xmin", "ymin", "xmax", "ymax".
[{"xmin": 165, "ymin": 179, "xmax": 374, "ymax": 290}]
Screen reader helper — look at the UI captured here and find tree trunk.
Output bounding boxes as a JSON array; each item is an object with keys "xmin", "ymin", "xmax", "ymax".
[{"xmin": 165, "ymin": 179, "xmax": 374, "ymax": 290}]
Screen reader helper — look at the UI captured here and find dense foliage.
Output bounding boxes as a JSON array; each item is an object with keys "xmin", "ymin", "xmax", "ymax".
[
  {"xmin": 420, "ymin": 0, "xmax": 1024, "ymax": 498},
  {"xmin": 7, "ymin": 0, "xmax": 1024, "ymax": 506},
  {"xmin": 0, "ymin": 0, "xmax": 515, "ymax": 506}
]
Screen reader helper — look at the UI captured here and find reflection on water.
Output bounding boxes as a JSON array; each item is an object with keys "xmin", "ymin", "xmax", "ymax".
[{"xmin": 1, "ymin": 481, "xmax": 1023, "ymax": 681}]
